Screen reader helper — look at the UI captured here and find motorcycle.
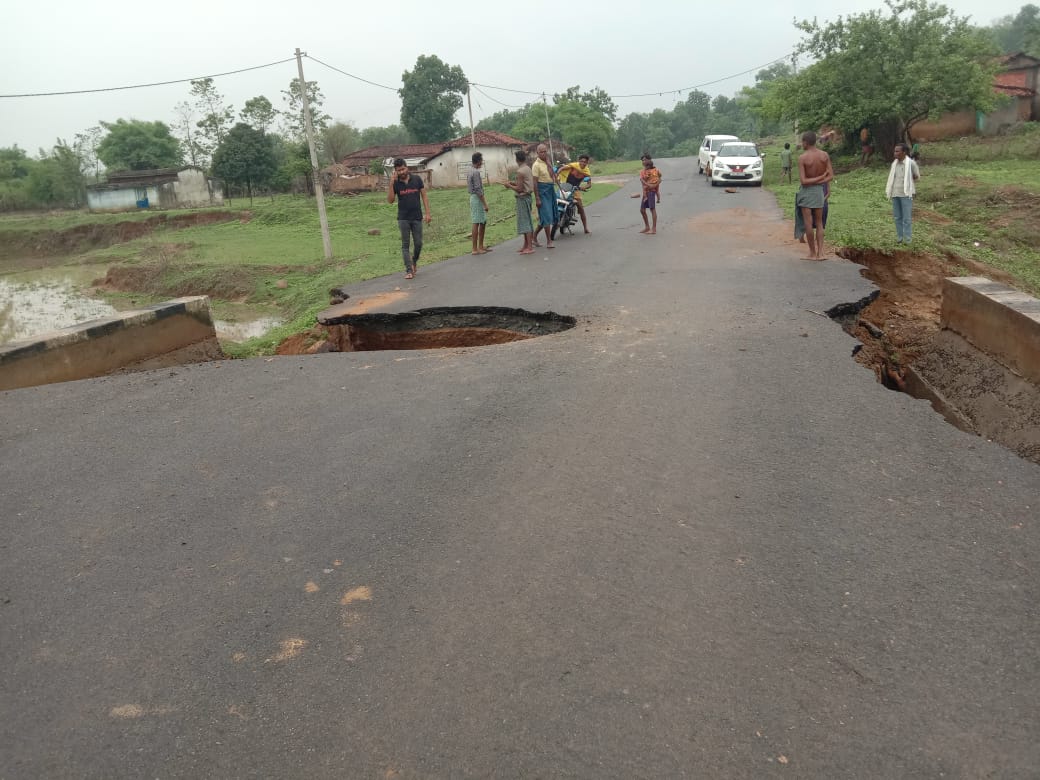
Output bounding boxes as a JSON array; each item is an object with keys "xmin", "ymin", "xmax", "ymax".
[{"xmin": 550, "ymin": 176, "xmax": 591, "ymax": 239}]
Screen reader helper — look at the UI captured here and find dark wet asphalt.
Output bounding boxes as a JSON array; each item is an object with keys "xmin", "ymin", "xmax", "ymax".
[{"xmin": 2, "ymin": 157, "xmax": 1038, "ymax": 778}]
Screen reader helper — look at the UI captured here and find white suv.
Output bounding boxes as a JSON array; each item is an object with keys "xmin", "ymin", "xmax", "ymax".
[{"xmin": 698, "ymin": 134, "xmax": 739, "ymax": 174}]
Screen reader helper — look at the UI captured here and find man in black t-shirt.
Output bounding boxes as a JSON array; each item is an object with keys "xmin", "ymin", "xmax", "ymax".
[{"xmin": 387, "ymin": 157, "xmax": 432, "ymax": 279}]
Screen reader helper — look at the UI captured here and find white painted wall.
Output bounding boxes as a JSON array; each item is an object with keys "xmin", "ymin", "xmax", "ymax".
[{"xmin": 425, "ymin": 146, "xmax": 520, "ymax": 188}]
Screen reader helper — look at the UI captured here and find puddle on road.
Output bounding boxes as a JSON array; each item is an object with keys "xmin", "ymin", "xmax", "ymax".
[{"xmin": 0, "ymin": 266, "xmax": 281, "ymax": 345}]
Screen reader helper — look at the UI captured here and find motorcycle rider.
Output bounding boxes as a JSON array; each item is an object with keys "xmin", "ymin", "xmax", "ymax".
[{"xmin": 555, "ymin": 154, "xmax": 593, "ymax": 234}]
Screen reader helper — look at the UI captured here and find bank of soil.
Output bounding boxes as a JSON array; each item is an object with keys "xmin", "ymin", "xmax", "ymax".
[
  {"xmin": 836, "ymin": 247, "xmax": 1040, "ymax": 464},
  {"xmin": 0, "ymin": 210, "xmax": 246, "ymax": 264}
]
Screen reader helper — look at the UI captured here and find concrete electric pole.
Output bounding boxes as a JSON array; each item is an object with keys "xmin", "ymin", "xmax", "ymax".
[{"xmin": 295, "ymin": 48, "xmax": 333, "ymax": 261}]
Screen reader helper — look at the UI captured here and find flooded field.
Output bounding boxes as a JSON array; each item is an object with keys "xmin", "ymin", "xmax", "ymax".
[{"xmin": 0, "ymin": 265, "xmax": 281, "ymax": 345}]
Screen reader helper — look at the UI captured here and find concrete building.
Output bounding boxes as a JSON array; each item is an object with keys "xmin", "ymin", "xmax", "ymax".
[
  {"xmin": 913, "ymin": 53, "xmax": 1040, "ymax": 141},
  {"xmin": 86, "ymin": 167, "xmax": 224, "ymax": 212},
  {"xmin": 329, "ymin": 131, "xmax": 531, "ymax": 189}
]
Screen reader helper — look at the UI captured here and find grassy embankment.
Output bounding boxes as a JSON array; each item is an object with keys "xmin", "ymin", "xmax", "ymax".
[
  {"xmin": 759, "ymin": 125, "xmax": 1040, "ymax": 296},
  {"xmin": 0, "ymin": 181, "xmax": 619, "ymax": 357}
]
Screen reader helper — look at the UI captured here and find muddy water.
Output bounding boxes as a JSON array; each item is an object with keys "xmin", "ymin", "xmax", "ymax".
[{"xmin": 0, "ymin": 266, "xmax": 281, "ymax": 345}]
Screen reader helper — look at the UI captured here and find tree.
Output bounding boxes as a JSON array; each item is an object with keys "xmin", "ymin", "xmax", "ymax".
[
  {"xmin": 0, "ymin": 146, "xmax": 34, "ymax": 211},
  {"xmin": 359, "ymin": 124, "xmax": 414, "ymax": 147},
  {"xmin": 553, "ymin": 85, "xmax": 619, "ymax": 123},
  {"xmin": 97, "ymin": 119, "xmax": 183, "ymax": 171},
  {"xmin": 399, "ymin": 55, "xmax": 468, "ymax": 142},
  {"xmin": 29, "ymin": 140, "xmax": 86, "ymax": 208},
  {"xmin": 211, "ymin": 123, "xmax": 277, "ymax": 203},
  {"xmin": 476, "ymin": 108, "xmax": 527, "ymax": 135},
  {"xmin": 988, "ymin": 4, "xmax": 1040, "ymax": 54},
  {"xmin": 190, "ymin": 78, "xmax": 234, "ymax": 165},
  {"xmin": 281, "ymin": 78, "xmax": 331, "ymax": 141},
  {"xmin": 240, "ymin": 96, "xmax": 279, "ymax": 134},
  {"xmin": 616, "ymin": 113, "xmax": 650, "ymax": 159},
  {"xmin": 321, "ymin": 121, "xmax": 362, "ymax": 164},
  {"xmin": 775, "ymin": 0, "xmax": 1001, "ymax": 155},
  {"xmin": 553, "ymin": 100, "xmax": 616, "ymax": 159},
  {"xmin": 172, "ymin": 102, "xmax": 204, "ymax": 168}
]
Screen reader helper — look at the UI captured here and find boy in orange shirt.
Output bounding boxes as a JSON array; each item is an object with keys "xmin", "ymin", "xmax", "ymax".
[{"xmin": 639, "ymin": 154, "xmax": 662, "ymax": 234}]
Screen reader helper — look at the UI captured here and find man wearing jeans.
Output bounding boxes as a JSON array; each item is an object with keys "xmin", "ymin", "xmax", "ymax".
[
  {"xmin": 387, "ymin": 158, "xmax": 431, "ymax": 279},
  {"xmin": 885, "ymin": 143, "xmax": 920, "ymax": 244}
]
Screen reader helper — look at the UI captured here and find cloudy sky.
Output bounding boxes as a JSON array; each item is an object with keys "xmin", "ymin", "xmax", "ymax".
[{"xmin": 0, "ymin": 0, "xmax": 1027, "ymax": 152}]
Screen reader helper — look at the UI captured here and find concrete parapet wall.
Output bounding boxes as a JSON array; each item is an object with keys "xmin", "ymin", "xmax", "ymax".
[
  {"xmin": 941, "ymin": 276, "xmax": 1040, "ymax": 385},
  {"xmin": 0, "ymin": 296, "xmax": 224, "ymax": 391}
]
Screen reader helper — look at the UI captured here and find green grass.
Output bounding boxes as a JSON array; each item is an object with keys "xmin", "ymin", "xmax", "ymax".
[
  {"xmin": 18, "ymin": 183, "xmax": 617, "ymax": 357},
  {"xmin": 0, "ymin": 204, "xmax": 245, "ymax": 233},
  {"xmin": 759, "ymin": 140, "xmax": 1040, "ymax": 296},
  {"xmin": 590, "ymin": 160, "xmax": 642, "ymax": 176}
]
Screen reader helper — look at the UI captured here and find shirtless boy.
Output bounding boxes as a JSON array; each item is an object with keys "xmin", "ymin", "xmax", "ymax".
[{"xmin": 796, "ymin": 131, "xmax": 834, "ymax": 261}]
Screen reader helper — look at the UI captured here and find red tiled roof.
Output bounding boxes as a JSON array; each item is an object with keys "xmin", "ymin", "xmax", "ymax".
[
  {"xmin": 994, "ymin": 82, "xmax": 1036, "ymax": 97},
  {"xmin": 338, "ymin": 143, "xmax": 449, "ymax": 164},
  {"xmin": 447, "ymin": 130, "xmax": 529, "ymax": 147}
]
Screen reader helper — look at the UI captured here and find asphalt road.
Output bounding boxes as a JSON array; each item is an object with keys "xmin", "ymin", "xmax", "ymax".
[{"xmin": 2, "ymin": 157, "xmax": 1038, "ymax": 778}]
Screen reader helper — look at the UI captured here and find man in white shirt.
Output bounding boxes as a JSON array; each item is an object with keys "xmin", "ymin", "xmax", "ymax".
[{"xmin": 885, "ymin": 143, "xmax": 921, "ymax": 244}]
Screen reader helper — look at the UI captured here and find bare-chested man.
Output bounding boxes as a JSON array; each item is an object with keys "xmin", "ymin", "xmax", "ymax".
[{"xmin": 796, "ymin": 130, "xmax": 834, "ymax": 261}]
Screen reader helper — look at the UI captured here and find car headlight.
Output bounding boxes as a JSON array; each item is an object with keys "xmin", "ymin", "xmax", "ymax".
[
  {"xmin": 713, "ymin": 160, "xmax": 724, "ymax": 169},
  {"xmin": 751, "ymin": 161, "xmax": 762, "ymax": 170}
]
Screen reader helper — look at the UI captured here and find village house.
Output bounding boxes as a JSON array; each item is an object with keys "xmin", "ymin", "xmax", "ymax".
[
  {"xmin": 324, "ymin": 131, "xmax": 532, "ymax": 192},
  {"xmin": 86, "ymin": 166, "xmax": 223, "ymax": 212},
  {"xmin": 912, "ymin": 52, "xmax": 1040, "ymax": 141}
]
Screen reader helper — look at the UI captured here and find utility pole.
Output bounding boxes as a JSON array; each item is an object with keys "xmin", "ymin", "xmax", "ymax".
[
  {"xmin": 295, "ymin": 47, "xmax": 333, "ymax": 261},
  {"xmin": 467, "ymin": 83, "xmax": 477, "ymax": 149},
  {"xmin": 542, "ymin": 94, "xmax": 554, "ymax": 163}
]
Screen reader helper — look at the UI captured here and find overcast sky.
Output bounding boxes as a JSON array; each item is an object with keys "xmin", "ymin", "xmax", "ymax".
[{"xmin": 0, "ymin": 0, "xmax": 1027, "ymax": 153}]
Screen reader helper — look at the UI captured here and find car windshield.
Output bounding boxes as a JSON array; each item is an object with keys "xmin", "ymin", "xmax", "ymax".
[
  {"xmin": 710, "ymin": 138, "xmax": 737, "ymax": 150},
  {"xmin": 718, "ymin": 145, "xmax": 758, "ymax": 157}
]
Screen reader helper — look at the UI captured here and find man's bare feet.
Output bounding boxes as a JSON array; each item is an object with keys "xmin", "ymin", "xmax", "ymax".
[
  {"xmin": 648, "ymin": 230, "xmax": 656, "ymax": 234},
  {"xmin": 546, "ymin": 243, "xmax": 555, "ymax": 249},
  {"xmin": 519, "ymin": 248, "xmax": 534, "ymax": 255},
  {"xmin": 404, "ymin": 272, "xmax": 414, "ymax": 279},
  {"xmin": 639, "ymin": 228, "xmax": 650, "ymax": 234}
]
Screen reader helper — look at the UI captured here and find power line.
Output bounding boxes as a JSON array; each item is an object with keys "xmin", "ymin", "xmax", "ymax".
[
  {"xmin": 0, "ymin": 57, "xmax": 297, "ymax": 99},
  {"xmin": 470, "ymin": 84, "xmax": 527, "ymax": 109},
  {"xmin": 305, "ymin": 54, "xmax": 398, "ymax": 92}
]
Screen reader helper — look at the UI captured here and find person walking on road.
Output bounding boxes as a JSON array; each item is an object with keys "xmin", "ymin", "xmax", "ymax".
[
  {"xmin": 796, "ymin": 131, "xmax": 834, "ymax": 260},
  {"xmin": 886, "ymin": 142, "xmax": 921, "ymax": 245},
  {"xmin": 387, "ymin": 158, "xmax": 431, "ymax": 279},
  {"xmin": 779, "ymin": 142, "xmax": 793, "ymax": 184},
  {"xmin": 555, "ymin": 154, "xmax": 593, "ymax": 234},
  {"xmin": 532, "ymin": 144, "xmax": 558, "ymax": 249},
  {"xmin": 639, "ymin": 154, "xmax": 662, "ymax": 234},
  {"xmin": 502, "ymin": 150, "xmax": 536, "ymax": 255},
  {"xmin": 468, "ymin": 152, "xmax": 491, "ymax": 255}
]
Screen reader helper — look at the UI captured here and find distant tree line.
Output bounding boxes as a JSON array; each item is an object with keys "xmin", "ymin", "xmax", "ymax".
[{"xmin": 1, "ymin": 2, "xmax": 1036, "ymax": 211}]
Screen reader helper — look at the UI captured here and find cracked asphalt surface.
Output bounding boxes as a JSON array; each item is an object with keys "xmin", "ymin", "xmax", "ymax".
[{"xmin": 2, "ymin": 156, "xmax": 1038, "ymax": 778}]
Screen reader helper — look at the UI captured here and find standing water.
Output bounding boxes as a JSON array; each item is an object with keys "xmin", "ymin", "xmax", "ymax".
[{"xmin": 0, "ymin": 265, "xmax": 281, "ymax": 345}]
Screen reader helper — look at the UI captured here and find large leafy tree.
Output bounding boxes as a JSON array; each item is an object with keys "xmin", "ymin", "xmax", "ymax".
[
  {"xmin": 476, "ymin": 108, "xmax": 527, "ymax": 135},
  {"xmin": 399, "ymin": 55, "xmax": 468, "ymax": 143},
  {"xmin": 28, "ymin": 140, "xmax": 86, "ymax": 208},
  {"xmin": 240, "ymin": 96, "xmax": 279, "ymax": 134},
  {"xmin": 97, "ymin": 119, "xmax": 183, "ymax": 171},
  {"xmin": 281, "ymin": 79, "xmax": 331, "ymax": 141},
  {"xmin": 321, "ymin": 121, "xmax": 362, "ymax": 164},
  {"xmin": 211, "ymin": 123, "xmax": 277, "ymax": 202},
  {"xmin": 553, "ymin": 86, "xmax": 619, "ymax": 123},
  {"xmin": 774, "ymin": 0, "xmax": 1001, "ymax": 156},
  {"xmin": 987, "ymin": 4, "xmax": 1040, "ymax": 54},
  {"xmin": 359, "ymin": 124, "xmax": 414, "ymax": 147},
  {"xmin": 190, "ymin": 78, "xmax": 234, "ymax": 165}
]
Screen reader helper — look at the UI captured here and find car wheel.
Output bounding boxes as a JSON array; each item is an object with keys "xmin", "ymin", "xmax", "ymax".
[{"xmin": 710, "ymin": 178, "xmax": 718, "ymax": 187}]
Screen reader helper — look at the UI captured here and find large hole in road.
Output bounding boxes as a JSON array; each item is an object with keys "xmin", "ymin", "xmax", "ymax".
[{"xmin": 295, "ymin": 306, "xmax": 576, "ymax": 352}]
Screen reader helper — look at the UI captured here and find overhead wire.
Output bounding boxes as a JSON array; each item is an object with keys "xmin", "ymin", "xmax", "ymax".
[
  {"xmin": 0, "ymin": 57, "xmax": 297, "ymax": 99},
  {"xmin": 305, "ymin": 55, "xmax": 398, "ymax": 92}
]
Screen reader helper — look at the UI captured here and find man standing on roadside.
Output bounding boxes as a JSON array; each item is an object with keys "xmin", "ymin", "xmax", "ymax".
[
  {"xmin": 468, "ymin": 152, "xmax": 491, "ymax": 255},
  {"xmin": 885, "ymin": 142, "xmax": 921, "ymax": 245},
  {"xmin": 387, "ymin": 157, "xmax": 431, "ymax": 280},
  {"xmin": 502, "ymin": 150, "xmax": 536, "ymax": 254},
  {"xmin": 796, "ymin": 131, "xmax": 834, "ymax": 260},
  {"xmin": 532, "ymin": 144, "xmax": 558, "ymax": 249}
]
